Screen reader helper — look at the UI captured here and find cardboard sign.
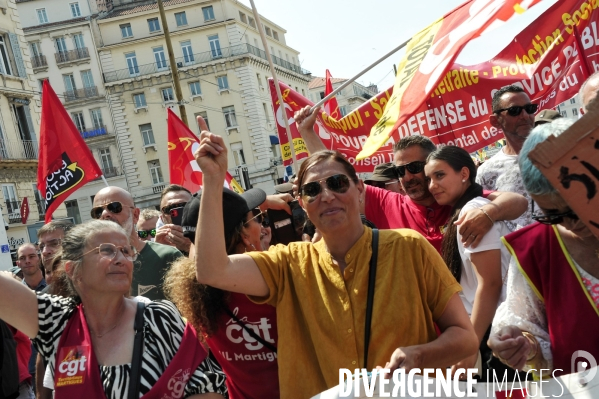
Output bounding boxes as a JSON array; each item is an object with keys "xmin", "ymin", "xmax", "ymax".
[{"xmin": 527, "ymin": 97, "xmax": 599, "ymax": 240}]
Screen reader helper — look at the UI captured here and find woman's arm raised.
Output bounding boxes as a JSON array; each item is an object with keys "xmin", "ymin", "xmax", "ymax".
[
  {"xmin": 0, "ymin": 272, "xmax": 39, "ymax": 338},
  {"xmin": 193, "ymin": 116, "xmax": 269, "ymax": 297}
]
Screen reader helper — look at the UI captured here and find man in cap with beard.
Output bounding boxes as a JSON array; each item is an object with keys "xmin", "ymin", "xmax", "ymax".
[{"xmin": 91, "ymin": 186, "xmax": 182, "ymax": 300}]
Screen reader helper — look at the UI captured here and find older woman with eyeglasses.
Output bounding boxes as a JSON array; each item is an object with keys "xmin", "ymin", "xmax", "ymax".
[
  {"xmin": 488, "ymin": 118, "xmax": 599, "ymax": 377},
  {"xmin": 192, "ymin": 118, "xmax": 478, "ymax": 399},
  {"xmin": 0, "ymin": 220, "xmax": 226, "ymax": 398},
  {"xmin": 165, "ymin": 187, "xmax": 282, "ymax": 399}
]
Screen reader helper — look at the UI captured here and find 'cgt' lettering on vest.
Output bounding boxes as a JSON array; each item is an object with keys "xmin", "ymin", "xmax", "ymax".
[
  {"xmin": 58, "ymin": 356, "xmax": 87, "ymax": 376},
  {"xmin": 225, "ymin": 317, "xmax": 275, "ymax": 350},
  {"xmin": 166, "ymin": 368, "xmax": 192, "ymax": 399},
  {"xmin": 55, "ymin": 345, "xmax": 91, "ymax": 387}
]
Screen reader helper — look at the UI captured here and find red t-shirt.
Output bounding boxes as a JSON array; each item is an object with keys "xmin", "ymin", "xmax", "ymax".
[
  {"xmin": 8, "ymin": 324, "xmax": 32, "ymax": 384},
  {"xmin": 364, "ymin": 185, "xmax": 491, "ymax": 253},
  {"xmin": 206, "ymin": 292, "xmax": 279, "ymax": 399}
]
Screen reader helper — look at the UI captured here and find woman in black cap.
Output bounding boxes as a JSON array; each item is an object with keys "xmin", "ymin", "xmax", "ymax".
[{"xmin": 165, "ymin": 187, "xmax": 281, "ymax": 399}]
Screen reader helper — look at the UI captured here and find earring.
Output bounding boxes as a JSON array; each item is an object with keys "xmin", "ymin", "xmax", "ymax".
[
  {"xmin": 462, "ymin": 180, "xmax": 466, "ymax": 183},
  {"xmin": 359, "ymin": 198, "xmax": 363, "ymax": 204},
  {"xmin": 250, "ymin": 244, "xmax": 256, "ymax": 250}
]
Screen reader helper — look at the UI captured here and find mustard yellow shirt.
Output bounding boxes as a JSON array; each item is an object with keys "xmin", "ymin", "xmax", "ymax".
[{"xmin": 247, "ymin": 227, "xmax": 461, "ymax": 399}]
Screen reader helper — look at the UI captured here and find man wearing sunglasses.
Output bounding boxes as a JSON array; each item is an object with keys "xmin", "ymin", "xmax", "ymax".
[
  {"xmin": 155, "ymin": 184, "xmax": 193, "ymax": 254},
  {"xmin": 294, "ymin": 106, "xmax": 528, "ymax": 252},
  {"xmin": 92, "ymin": 186, "xmax": 183, "ymax": 300},
  {"xmin": 137, "ymin": 208, "xmax": 160, "ymax": 242},
  {"xmin": 477, "ymin": 85, "xmax": 539, "ymax": 231}
]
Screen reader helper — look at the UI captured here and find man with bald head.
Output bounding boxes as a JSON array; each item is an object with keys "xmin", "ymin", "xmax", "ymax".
[
  {"xmin": 92, "ymin": 186, "xmax": 182, "ymax": 300},
  {"xmin": 580, "ymin": 71, "xmax": 599, "ymax": 111}
]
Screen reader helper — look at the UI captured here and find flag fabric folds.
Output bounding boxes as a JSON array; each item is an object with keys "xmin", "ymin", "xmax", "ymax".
[
  {"xmin": 167, "ymin": 108, "xmax": 243, "ymax": 193},
  {"xmin": 37, "ymin": 80, "xmax": 103, "ymax": 223},
  {"xmin": 324, "ymin": 70, "xmax": 341, "ymax": 120}
]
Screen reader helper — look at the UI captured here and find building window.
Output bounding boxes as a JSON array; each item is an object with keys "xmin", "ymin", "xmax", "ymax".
[
  {"xmin": 55, "ymin": 36, "xmax": 67, "ymax": 54},
  {"xmin": 70, "ymin": 2, "xmax": 81, "ymax": 17},
  {"xmin": 570, "ymin": 98, "xmax": 576, "ymax": 104},
  {"xmin": 217, "ymin": 75, "xmax": 229, "ymax": 90},
  {"xmin": 161, "ymin": 87, "xmax": 174, "ymax": 102},
  {"xmin": 64, "ymin": 200, "xmax": 82, "ymax": 224},
  {"xmin": 140, "ymin": 124, "xmax": 155, "ymax": 146},
  {"xmin": 81, "ymin": 70, "xmax": 94, "ymax": 88},
  {"xmin": 99, "ymin": 148, "xmax": 113, "ymax": 170},
  {"xmin": 239, "ymin": 11, "xmax": 247, "ymax": 23},
  {"xmin": 208, "ymin": 34, "xmax": 222, "ymax": 58},
  {"xmin": 148, "ymin": 160, "xmax": 164, "ymax": 185},
  {"xmin": 90, "ymin": 109, "xmax": 103, "ymax": 129},
  {"xmin": 273, "ymin": 31, "xmax": 279, "ymax": 41},
  {"xmin": 133, "ymin": 93, "xmax": 147, "ymax": 108},
  {"xmin": 195, "ymin": 111, "xmax": 210, "ymax": 130},
  {"xmin": 2, "ymin": 184, "xmax": 19, "ymax": 218},
  {"xmin": 181, "ymin": 40, "xmax": 194, "ymax": 63},
  {"xmin": 120, "ymin": 23, "xmax": 133, "ymax": 38},
  {"xmin": 202, "ymin": 6, "xmax": 215, "ymax": 21},
  {"xmin": 256, "ymin": 73, "xmax": 263, "ymax": 89},
  {"xmin": 561, "ymin": 111, "xmax": 567, "ymax": 117},
  {"xmin": 0, "ymin": 36, "xmax": 13, "ymax": 75},
  {"xmin": 189, "ymin": 81, "xmax": 201, "ymax": 96},
  {"xmin": 125, "ymin": 52, "xmax": 139, "ymax": 77},
  {"xmin": 231, "ymin": 142, "xmax": 245, "ymax": 166},
  {"xmin": 37, "ymin": 8, "xmax": 49, "ymax": 24},
  {"xmin": 265, "ymin": 26, "xmax": 272, "ymax": 37},
  {"xmin": 153, "ymin": 46, "xmax": 168, "ymax": 70},
  {"xmin": 175, "ymin": 11, "xmax": 187, "ymax": 26},
  {"xmin": 63, "ymin": 74, "xmax": 77, "ymax": 99},
  {"xmin": 72, "ymin": 111, "xmax": 86, "ymax": 132},
  {"xmin": 340, "ymin": 105, "xmax": 348, "ymax": 117},
  {"xmin": 148, "ymin": 18, "xmax": 160, "ymax": 33},
  {"xmin": 263, "ymin": 103, "xmax": 270, "ymax": 123},
  {"xmin": 573, "ymin": 108, "xmax": 579, "ymax": 117},
  {"xmin": 223, "ymin": 106, "xmax": 237, "ymax": 128},
  {"xmin": 248, "ymin": 17, "xmax": 255, "ymax": 28},
  {"xmin": 253, "ymin": 38, "xmax": 259, "ymax": 49}
]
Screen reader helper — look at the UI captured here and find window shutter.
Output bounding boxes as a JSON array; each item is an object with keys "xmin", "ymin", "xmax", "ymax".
[{"xmin": 8, "ymin": 33, "xmax": 27, "ymax": 78}]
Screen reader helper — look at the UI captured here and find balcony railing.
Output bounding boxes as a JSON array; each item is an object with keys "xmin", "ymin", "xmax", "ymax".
[
  {"xmin": 5, "ymin": 200, "xmax": 22, "ymax": 224},
  {"xmin": 35, "ymin": 200, "xmax": 46, "ymax": 221},
  {"xmin": 64, "ymin": 86, "xmax": 99, "ymax": 102},
  {"xmin": 79, "ymin": 125, "xmax": 108, "ymax": 139},
  {"xmin": 0, "ymin": 139, "xmax": 39, "ymax": 160},
  {"xmin": 103, "ymin": 43, "xmax": 311, "ymax": 83},
  {"xmin": 55, "ymin": 47, "xmax": 90, "ymax": 64},
  {"xmin": 31, "ymin": 55, "xmax": 47, "ymax": 68},
  {"xmin": 102, "ymin": 166, "xmax": 120, "ymax": 178}
]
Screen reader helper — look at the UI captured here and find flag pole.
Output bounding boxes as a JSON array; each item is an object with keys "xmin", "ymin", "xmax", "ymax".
[
  {"xmin": 310, "ymin": 39, "xmax": 409, "ymax": 113},
  {"xmin": 249, "ymin": 0, "xmax": 297, "ymax": 173},
  {"xmin": 101, "ymin": 176, "xmax": 109, "ymax": 187}
]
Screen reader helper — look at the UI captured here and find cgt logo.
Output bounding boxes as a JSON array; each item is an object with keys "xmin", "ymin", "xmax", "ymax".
[
  {"xmin": 58, "ymin": 355, "xmax": 87, "ymax": 377},
  {"xmin": 571, "ymin": 350, "xmax": 597, "ymax": 384},
  {"xmin": 226, "ymin": 317, "xmax": 275, "ymax": 351},
  {"xmin": 166, "ymin": 368, "xmax": 191, "ymax": 399}
]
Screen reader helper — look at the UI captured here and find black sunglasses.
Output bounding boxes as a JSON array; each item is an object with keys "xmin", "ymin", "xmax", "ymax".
[
  {"xmin": 245, "ymin": 208, "xmax": 265, "ymax": 226},
  {"xmin": 394, "ymin": 161, "xmax": 426, "ymax": 178},
  {"xmin": 493, "ymin": 103, "xmax": 538, "ymax": 117},
  {"xmin": 161, "ymin": 202, "xmax": 188, "ymax": 215},
  {"xmin": 300, "ymin": 174, "xmax": 351, "ymax": 202},
  {"xmin": 137, "ymin": 229, "xmax": 157, "ymax": 239},
  {"xmin": 531, "ymin": 201, "xmax": 578, "ymax": 225},
  {"xmin": 90, "ymin": 201, "xmax": 133, "ymax": 219},
  {"xmin": 261, "ymin": 216, "xmax": 270, "ymax": 228}
]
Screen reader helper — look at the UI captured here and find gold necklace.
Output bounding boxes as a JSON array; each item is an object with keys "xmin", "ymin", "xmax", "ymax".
[{"xmin": 91, "ymin": 323, "xmax": 119, "ymax": 338}]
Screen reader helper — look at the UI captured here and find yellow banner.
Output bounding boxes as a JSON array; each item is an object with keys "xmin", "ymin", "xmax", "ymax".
[
  {"xmin": 280, "ymin": 137, "xmax": 307, "ymax": 162},
  {"xmin": 358, "ymin": 18, "xmax": 444, "ymax": 159}
]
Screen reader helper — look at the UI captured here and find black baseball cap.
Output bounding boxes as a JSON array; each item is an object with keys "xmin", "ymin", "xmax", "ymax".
[
  {"xmin": 182, "ymin": 188, "xmax": 266, "ymax": 243},
  {"xmin": 364, "ymin": 162, "xmax": 399, "ymax": 183}
]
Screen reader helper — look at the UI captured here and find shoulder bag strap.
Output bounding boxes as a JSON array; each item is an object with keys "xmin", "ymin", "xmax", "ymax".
[
  {"xmin": 223, "ymin": 307, "xmax": 277, "ymax": 353},
  {"xmin": 364, "ymin": 228, "xmax": 379, "ymax": 369},
  {"xmin": 128, "ymin": 301, "xmax": 146, "ymax": 399}
]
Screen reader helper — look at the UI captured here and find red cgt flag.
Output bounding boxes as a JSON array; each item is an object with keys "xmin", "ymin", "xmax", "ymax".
[
  {"xmin": 37, "ymin": 81, "xmax": 102, "ymax": 223},
  {"xmin": 167, "ymin": 109, "xmax": 243, "ymax": 193},
  {"xmin": 324, "ymin": 69, "xmax": 341, "ymax": 120}
]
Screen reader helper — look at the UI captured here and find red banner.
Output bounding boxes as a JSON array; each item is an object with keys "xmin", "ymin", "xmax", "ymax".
[
  {"xmin": 37, "ymin": 81, "xmax": 103, "ymax": 222},
  {"xmin": 166, "ymin": 109, "xmax": 243, "ymax": 193},
  {"xmin": 271, "ymin": 0, "xmax": 599, "ymax": 172},
  {"xmin": 324, "ymin": 70, "xmax": 341, "ymax": 120},
  {"xmin": 20, "ymin": 197, "xmax": 29, "ymax": 224}
]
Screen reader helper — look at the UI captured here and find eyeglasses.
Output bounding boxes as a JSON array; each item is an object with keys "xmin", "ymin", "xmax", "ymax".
[
  {"xmin": 531, "ymin": 201, "xmax": 579, "ymax": 225},
  {"xmin": 261, "ymin": 216, "xmax": 270, "ymax": 228},
  {"xmin": 394, "ymin": 161, "xmax": 426, "ymax": 178},
  {"xmin": 299, "ymin": 174, "xmax": 351, "ymax": 203},
  {"xmin": 493, "ymin": 103, "xmax": 538, "ymax": 117},
  {"xmin": 367, "ymin": 180, "xmax": 399, "ymax": 189},
  {"xmin": 245, "ymin": 208, "xmax": 265, "ymax": 226},
  {"xmin": 39, "ymin": 238, "xmax": 62, "ymax": 252},
  {"xmin": 90, "ymin": 202, "xmax": 134, "ymax": 219},
  {"xmin": 161, "ymin": 202, "xmax": 188, "ymax": 215},
  {"xmin": 137, "ymin": 229, "xmax": 157, "ymax": 239},
  {"xmin": 74, "ymin": 243, "xmax": 138, "ymax": 262}
]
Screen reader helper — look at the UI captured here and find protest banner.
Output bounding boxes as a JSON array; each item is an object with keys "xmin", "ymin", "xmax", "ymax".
[{"xmin": 272, "ymin": 0, "xmax": 599, "ymax": 173}]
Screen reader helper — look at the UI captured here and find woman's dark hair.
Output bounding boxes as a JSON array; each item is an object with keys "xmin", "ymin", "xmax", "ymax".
[
  {"xmin": 427, "ymin": 146, "xmax": 482, "ymax": 281},
  {"xmin": 165, "ymin": 215, "xmax": 249, "ymax": 337},
  {"xmin": 297, "ymin": 150, "xmax": 359, "ymax": 190}
]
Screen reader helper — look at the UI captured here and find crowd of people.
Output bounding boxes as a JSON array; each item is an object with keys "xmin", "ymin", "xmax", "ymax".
[{"xmin": 1, "ymin": 71, "xmax": 599, "ymax": 398}]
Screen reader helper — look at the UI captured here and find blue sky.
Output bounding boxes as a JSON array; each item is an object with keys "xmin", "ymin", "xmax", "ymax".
[{"xmin": 239, "ymin": 0, "xmax": 557, "ymax": 90}]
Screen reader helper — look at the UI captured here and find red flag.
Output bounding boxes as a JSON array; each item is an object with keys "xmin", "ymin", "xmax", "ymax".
[
  {"xmin": 37, "ymin": 81, "xmax": 102, "ymax": 223},
  {"xmin": 167, "ymin": 109, "xmax": 243, "ymax": 193},
  {"xmin": 324, "ymin": 70, "xmax": 341, "ymax": 120}
]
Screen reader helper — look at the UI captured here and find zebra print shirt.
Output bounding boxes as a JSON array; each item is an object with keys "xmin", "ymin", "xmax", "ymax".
[{"xmin": 33, "ymin": 293, "xmax": 228, "ymax": 399}]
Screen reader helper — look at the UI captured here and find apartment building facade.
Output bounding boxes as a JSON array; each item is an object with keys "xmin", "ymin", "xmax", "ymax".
[
  {"xmin": 94, "ymin": 0, "xmax": 311, "ymax": 206},
  {"xmin": 16, "ymin": 0, "xmax": 128, "ymax": 225},
  {"xmin": 308, "ymin": 76, "xmax": 378, "ymax": 117},
  {"xmin": 0, "ymin": 0, "xmax": 69, "ymax": 267}
]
